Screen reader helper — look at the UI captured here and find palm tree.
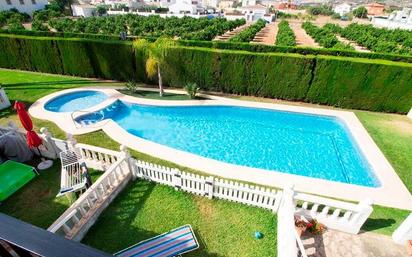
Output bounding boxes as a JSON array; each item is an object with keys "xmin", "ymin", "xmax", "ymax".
[{"xmin": 133, "ymin": 37, "xmax": 175, "ymax": 97}]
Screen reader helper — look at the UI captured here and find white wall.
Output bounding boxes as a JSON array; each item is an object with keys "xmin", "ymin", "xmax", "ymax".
[
  {"xmin": 72, "ymin": 5, "xmax": 96, "ymax": 17},
  {"xmin": 0, "ymin": 88, "xmax": 11, "ymax": 111},
  {"xmin": 372, "ymin": 17, "xmax": 412, "ymax": 30},
  {"xmin": 334, "ymin": 4, "xmax": 351, "ymax": 16},
  {"xmin": 0, "ymin": 0, "xmax": 48, "ymax": 15},
  {"xmin": 168, "ymin": 0, "xmax": 197, "ymax": 14}
]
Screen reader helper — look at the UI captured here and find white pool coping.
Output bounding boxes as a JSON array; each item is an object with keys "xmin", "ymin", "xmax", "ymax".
[{"xmin": 29, "ymin": 88, "xmax": 412, "ymax": 210}]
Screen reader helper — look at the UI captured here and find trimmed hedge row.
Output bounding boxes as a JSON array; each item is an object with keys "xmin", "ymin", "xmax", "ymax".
[
  {"xmin": 0, "ymin": 29, "xmax": 158, "ymax": 42},
  {"xmin": 2, "ymin": 29, "xmax": 412, "ymax": 63},
  {"xmin": 0, "ymin": 34, "xmax": 411, "ymax": 113},
  {"xmin": 0, "ymin": 34, "xmax": 135, "ymax": 81},
  {"xmin": 162, "ymin": 47, "xmax": 313, "ymax": 100},
  {"xmin": 159, "ymin": 46, "xmax": 412, "ymax": 113},
  {"xmin": 308, "ymin": 56, "xmax": 412, "ymax": 113},
  {"xmin": 177, "ymin": 39, "xmax": 412, "ymax": 63}
]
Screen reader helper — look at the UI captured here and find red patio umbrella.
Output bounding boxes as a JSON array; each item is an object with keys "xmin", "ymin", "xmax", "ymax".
[{"xmin": 14, "ymin": 101, "xmax": 43, "ymax": 148}]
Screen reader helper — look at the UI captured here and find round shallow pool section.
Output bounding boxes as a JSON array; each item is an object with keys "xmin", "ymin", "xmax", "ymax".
[
  {"xmin": 45, "ymin": 91, "xmax": 108, "ymax": 113},
  {"xmin": 76, "ymin": 101, "xmax": 380, "ymax": 187}
]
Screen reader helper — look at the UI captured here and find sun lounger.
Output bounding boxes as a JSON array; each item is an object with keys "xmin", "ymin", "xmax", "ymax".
[{"xmin": 115, "ymin": 225, "xmax": 199, "ymax": 257}]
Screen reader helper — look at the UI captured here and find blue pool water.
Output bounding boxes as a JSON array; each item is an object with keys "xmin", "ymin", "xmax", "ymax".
[
  {"xmin": 45, "ymin": 91, "xmax": 108, "ymax": 112},
  {"xmin": 77, "ymin": 100, "xmax": 380, "ymax": 187}
]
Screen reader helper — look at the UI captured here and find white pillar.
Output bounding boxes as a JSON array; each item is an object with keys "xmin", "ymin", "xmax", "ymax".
[
  {"xmin": 277, "ymin": 184, "xmax": 298, "ymax": 257},
  {"xmin": 393, "ymin": 213, "xmax": 412, "ymax": 245},
  {"xmin": 40, "ymin": 127, "xmax": 59, "ymax": 159},
  {"xmin": 407, "ymin": 108, "xmax": 412, "ymax": 120},
  {"xmin": 0, "ymin": 87, "xmax": 11, "ymax": 110},
  {"xmin": 120, "ymin": 144, "xmax": 134, "ymax": 178}
]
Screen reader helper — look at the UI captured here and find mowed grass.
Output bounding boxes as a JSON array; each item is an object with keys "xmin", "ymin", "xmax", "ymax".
[
  {"xmin": 119, "ymin": 89, "xmax": 207, "ymax": 100},
  {"xmin": 0, "ymin": 68, "xmax": 411, "ymax": 243},
  {"xmin": 82, "ymin": 180, "xmax": 277, "ymax": 257},
  {"xmin": 0, "ymin": 160, "xmax": 102, "ymax": 229}
]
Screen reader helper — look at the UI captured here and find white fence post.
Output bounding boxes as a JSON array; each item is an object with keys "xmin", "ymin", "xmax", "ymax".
[
  {"xmin": 172, "ymin": 169, "xmax": 182, "ymax": 190},
  {"xmin": 205, "ymin": 176, "xmax": 214, "ymax": 199},
  {"xmin": 39, "ymin": 127, "xmax": 59, "ymax": 159},
  {"xmin": 66, "ymin": 133, "xmax": 77, "ymax": 151},
  {"xmin": 393, "ymin": 213, "xmax": 412, "ymax": 245},
  {"xmin": 277, "ymin": 184, "xmax": 298, "ymax": 257},
  {"xmin": 352, "ymin": 198, "xmax": 373, "ymax": 234},
  {"xmin": 120, "ymin": 145, "xmax": 133, "ymax": 179}
]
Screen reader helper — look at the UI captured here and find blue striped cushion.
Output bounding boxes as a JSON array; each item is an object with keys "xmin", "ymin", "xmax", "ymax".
[{"xmin": 115, "ymin": 225, "xmax": 198, "ymax": 257}]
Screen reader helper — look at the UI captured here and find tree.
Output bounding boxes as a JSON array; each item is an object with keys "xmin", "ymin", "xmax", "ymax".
[
  {"xmin": 352, "ymin": 6, "xmax": 368, "ymax": 19},
  {"xmin": 133, "ymin": 37, "xmax": 176, "ymax": 96},
  {"xmin": 96, "ymin": 5, "xmax": 108, "ymax": 16}
]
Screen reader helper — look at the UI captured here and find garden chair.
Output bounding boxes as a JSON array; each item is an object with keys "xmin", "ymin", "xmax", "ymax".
[
  {"xmin": 57, "ymin": 149, "xmax": 89, "ymax": 197},
  {"xmin": 114, "ymin": 225, "xmax": 199, "ymax": 257}
]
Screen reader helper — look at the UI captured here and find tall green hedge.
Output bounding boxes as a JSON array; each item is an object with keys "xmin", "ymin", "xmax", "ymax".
[
  {"xmin": 0, "ymin": 35, "xmax": 135, "ymax": 81},
  {"xmin": 0, "ymin": 34, "xmax": 411, "ymax": 113},
  {"xmin": 308, "ymin": 56, "xmax": 412, "ymax": 113},
  {"xmin": 162, "ymin": 47, "xmax": 313, "ymax": 100}
]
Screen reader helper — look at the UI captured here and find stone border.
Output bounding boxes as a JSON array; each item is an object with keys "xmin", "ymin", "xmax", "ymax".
[{"xmin": 29, "ymin": 88, "xmax": 412, "ymax": 210}]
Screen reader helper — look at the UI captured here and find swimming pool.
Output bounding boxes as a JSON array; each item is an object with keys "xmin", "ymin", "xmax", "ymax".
[
  {"xmin": 45, "ymin": 91, "xmax": 108, "ymax": 113},
  {"xmin": 76, "ymin": 100, "xmax": 380, "ymax": 187}
]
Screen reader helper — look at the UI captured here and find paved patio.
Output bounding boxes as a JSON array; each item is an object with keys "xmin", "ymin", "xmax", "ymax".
[{"xmin": 301, "ymin": 229, "xmax": 408, "ymax": 257}]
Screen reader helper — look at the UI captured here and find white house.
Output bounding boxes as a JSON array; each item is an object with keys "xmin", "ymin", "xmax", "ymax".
[
  {"xmin": 242, "ymin": 0, "xmax": 256, "ymax": 7},
  {"xmin": 333, "ymin": 3, "xmax": 351, "ymax": 16},
  {"xmin": 202, "ymin": 0, "xmax": 219, "ymax": 8},
  {"xmin": 240, "ymin": 4, "xmax": 267, "ymax": 21},
  {"xmin": 72, "ymin": 4, "xmax": 97, "ymax": 17},
  {"xmin": 168, "ymin": 0, "xmax": 203, "ymax": 14},
  {"xmin": 0, "ymin": 0, "xmax": 48, "ymax": 15},
  {"xmin": 372, "ymin": 7, "xmax": 412, "ymax": 30}
]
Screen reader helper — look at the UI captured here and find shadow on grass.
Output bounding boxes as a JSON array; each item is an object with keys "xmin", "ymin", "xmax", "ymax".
[
  {"xmin": 119, "ymin": 89, "xmax": 209, "ymax": 101},
  {"xmin": 4, "ymin": 80, "xmax": 120, "ymax": 87},
  {"xmin": 0, "ymin": 160, "xmax": 72, "ymax": 229},
  {"xmin": 82, "ymin": 180, "xmax": 157, "ymax": 253},
  {"xmin": 360, "ymin": 218, "xmax": 397, "ymax": 233},
  {"xmin": 190, "ymin": 228, "xmax": 225, "ymax": 257},
  {"xmin": 0, "ymin": 107, "xmax": 14, "ymax": 119}
]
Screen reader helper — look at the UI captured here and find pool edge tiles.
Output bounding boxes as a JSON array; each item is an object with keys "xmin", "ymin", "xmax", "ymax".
[
  {"xmin": 29, "ymin": 88, "xmax": 412, "ymax": 210},
  {"xmin": 44, "ymin": 90, "xmax": 108, "ymax": 113},
  {"xmin": 75, "ymin": 101, "xmax": 380, "ymax": 188}
]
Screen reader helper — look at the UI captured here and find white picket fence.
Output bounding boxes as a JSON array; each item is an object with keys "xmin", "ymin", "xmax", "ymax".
[
  {"xmin": 0, "ymin": 123, "xmax": 65, "ymax": 159},
  {"xmin": 132, "ymin": 159, "xmax": 283, "ymax": 212},
  {"xmin": 0, "ymin": 124, "xmax": 376, "ymax": 254},
  {"xmin": 48, "ymin": 147, "xmax": 132, "ymax": 241},
  {"xmin": 393, "ymin": 213, "xmax": 412, "ymax": 245},
  {"xmin": 294, "ymin": 192, "xmax": 373, "ymax": 235}
]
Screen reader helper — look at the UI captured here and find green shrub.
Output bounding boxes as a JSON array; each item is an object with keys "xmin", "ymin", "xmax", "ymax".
[
  {"xmin": 163, "ymin": 46, "xmax": 314, "ymax": 100},
  {"xmin": 177, "ymin": 39, "xmax": 412, "ymax": 63},
  {"xmin": 229, "ymin": 19, "xmax": 266, "ymax": 42},
  {"xmin": 275, "ymin": 20, "xmax": 296, "ymax": 47},
  {"xmin": 184, "ymin": 82, "xmax": 200, "ymax": 99},
  {"xmin": 307, "ymin": 56, "xmax": 412, "ymax": 113},
  {"xmin": 125, "ymin": 80, "xmax": 138, "ymax": 92},
  {"xmin": 0, "ymin": 34, "xmax": 411, "ymax": 113}
]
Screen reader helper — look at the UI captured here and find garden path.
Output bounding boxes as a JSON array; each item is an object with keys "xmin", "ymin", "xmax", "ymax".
[
  {"xmin": 289, "ymin": 20, "xmax": 319, "ymax": 48},
  {"xmin": 301, "ymin": 229, "xmax": 408, "ymax": 257},
  {"xmin": 251, "ymin": 22, "xmax": 278, "ymax": 45},
  {"xmin": 336, "ymin": 35, "xmax": 370, "ymax": 52},
  {"xmin": 214, "ymin": 22, "xmax": 252, "ymax": 41}
]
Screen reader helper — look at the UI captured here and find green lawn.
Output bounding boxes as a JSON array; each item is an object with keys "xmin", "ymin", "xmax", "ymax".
[
  {"xmin": 0, "ymin": 68, "xmax": 411, "ymax": 246},
  {"xmin": 119, "ymin": 89, "xmax": 207, "ymax": 100},
  {"xmin": 0, "ymin": 159, "xmax": 102, "ymax": 229},
  {"xmin": 82, "ymin": 180, "xmax": 277, "ymax": 257}
]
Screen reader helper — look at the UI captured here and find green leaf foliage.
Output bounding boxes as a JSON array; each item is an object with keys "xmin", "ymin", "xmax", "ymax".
[
  {"xmin": 0, "ymin": 34, "xmax": 411, "ymax": 113},
  {"xmin": 229, "ymin": 19, "xmax": 266, "ymax": 43},
  {"xmin": 275, "ymin": 20, "xmax": 296, "ymax": 47}
]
